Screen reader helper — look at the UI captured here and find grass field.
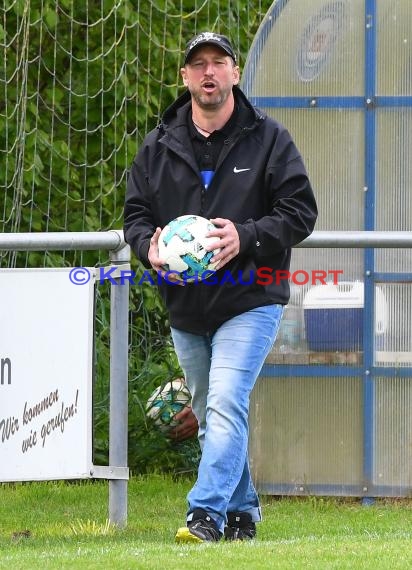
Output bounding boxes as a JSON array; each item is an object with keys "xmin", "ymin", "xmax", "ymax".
[{"xmin": 1, "ymin": 474, "xmax": 412, "ymax": 569}]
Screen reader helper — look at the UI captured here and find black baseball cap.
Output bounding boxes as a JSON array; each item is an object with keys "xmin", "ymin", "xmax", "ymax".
[{"xmin": 184, "ymin": 32, "xmax": 237, "ymax": 64}]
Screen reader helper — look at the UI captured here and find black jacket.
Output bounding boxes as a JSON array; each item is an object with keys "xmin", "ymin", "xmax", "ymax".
[{"xmin": 124, "ymin": 86, "xmax": 317, "ymax": 334}]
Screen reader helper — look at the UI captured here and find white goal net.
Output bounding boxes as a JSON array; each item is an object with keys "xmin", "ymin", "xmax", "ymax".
[{"xmin": 0, "ymin": 0, "xmax": 269, "ymax": 266}]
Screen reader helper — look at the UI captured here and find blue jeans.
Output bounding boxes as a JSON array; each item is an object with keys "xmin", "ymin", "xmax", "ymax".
[{"xmin": 171, "ymin": 304, "xmax": 284, "ymax": 533}]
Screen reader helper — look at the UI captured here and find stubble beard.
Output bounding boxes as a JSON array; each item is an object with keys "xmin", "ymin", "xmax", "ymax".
[{"xmin": 191, "ymin": 85, "xmax": 232, "ymax": 111}]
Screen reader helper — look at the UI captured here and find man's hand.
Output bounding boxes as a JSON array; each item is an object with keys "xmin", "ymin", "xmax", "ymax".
[
  {"xmin": 207, "ymin": 217, "xmax": 240, "ymax": 270},
  {"xmin": 168, "ymin": 405, "xmax": 198, "ymax": 441},
  {"xmin": 147, "ymin": 227, "xmax": 165, "ymax": 272},
  {"xmin": 148, "ymin": 227, "xmax": 184, "ymax": 285}
]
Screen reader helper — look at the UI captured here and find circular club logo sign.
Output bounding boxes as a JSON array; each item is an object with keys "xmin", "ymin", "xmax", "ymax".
[{"xmin": 296, "ymin": 0, "xmax": 346, "ymax": 82}]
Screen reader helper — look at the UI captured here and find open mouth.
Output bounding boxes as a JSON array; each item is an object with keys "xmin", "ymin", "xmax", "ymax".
[{"xmin": 202, "ymin": 81, "xmax": 216, "ymax": 93}]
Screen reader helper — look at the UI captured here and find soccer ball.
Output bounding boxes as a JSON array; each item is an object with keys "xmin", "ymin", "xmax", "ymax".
[
  {"xmin": 158, "ymin": 214, "xmax": 221, "ymax": 282},
  {"xmin": 146, "ymin": 378, "xmax": 192, "ymax": 433}
]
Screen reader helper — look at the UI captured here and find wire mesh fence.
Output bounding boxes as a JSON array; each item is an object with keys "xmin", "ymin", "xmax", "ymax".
[{"xmin": 0, "ymin": 0, "xmax": 272, "ymax": 267}]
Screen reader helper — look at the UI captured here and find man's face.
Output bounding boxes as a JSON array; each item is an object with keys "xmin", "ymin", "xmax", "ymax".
[{"xmin": 181, "ymin": 46, "xmax": 240, "ymax": 111}]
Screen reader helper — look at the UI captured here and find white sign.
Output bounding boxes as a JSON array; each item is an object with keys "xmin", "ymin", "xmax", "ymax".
[{"xmin": 0, "ymin": 268, "xmax": 95, "ymax": 481}]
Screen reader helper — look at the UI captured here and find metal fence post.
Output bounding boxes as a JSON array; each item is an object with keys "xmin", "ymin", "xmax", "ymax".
[{"xmin": 108, "ymin": 234, "xmax": 131, "ymax": 527}]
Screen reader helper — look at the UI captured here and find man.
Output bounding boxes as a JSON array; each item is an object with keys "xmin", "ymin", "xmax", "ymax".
[{"xmin": 124, "ymin": 31, "xmax": 317, "ymax": 542}]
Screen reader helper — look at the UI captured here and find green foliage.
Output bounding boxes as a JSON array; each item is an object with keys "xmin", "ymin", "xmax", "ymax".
[
  {"xmin": 1, "ymin": 0, "xmax": 271, "ymax": 241},
  {"xmin": 0, "ymin": 1, "xmax": 273, "ymax": 472}
]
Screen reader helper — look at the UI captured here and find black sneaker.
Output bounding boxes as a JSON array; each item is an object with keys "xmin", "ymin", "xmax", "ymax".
[
  {"xmin": 175, "ymin": 508, "xmax": 221, "ymax": 543},
  {"xmin": 224, "ymin": 511, "xmax": 257, "ymax": 541}
]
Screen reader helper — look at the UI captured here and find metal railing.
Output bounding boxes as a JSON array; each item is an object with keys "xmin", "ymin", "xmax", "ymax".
[{"xmin": 1, "ymin": 230, "xmax": 412, "ymax": 251}]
